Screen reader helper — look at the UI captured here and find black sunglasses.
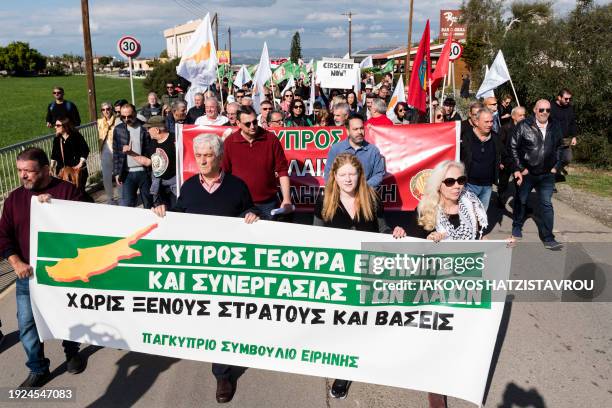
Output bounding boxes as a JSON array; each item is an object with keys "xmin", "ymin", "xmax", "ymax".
[
  {"xmin": 294, "ymin": 105, "xmax": 304, "ymax": 109},
  {"xmin": 538, "ymin": 108, "xmax": 551, "ymax": 113},
  {"xmin": 121, "ymin": 115, "xmax": 134, "ymax": 120},
  {"xmin": 442, "ymin": 176, "xmax": 467, "ymax": 187},
  {"xmin": 241, "ymin": 120, "xmax": 258, "ymax": 128}
]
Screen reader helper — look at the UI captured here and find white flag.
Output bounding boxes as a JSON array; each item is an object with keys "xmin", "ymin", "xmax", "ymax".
[
  {"xmin": 252, "ymin": 42, "xmax": 272, "ymax": 96},
  {"xmin": 234, "ymin": 65, "xmax": 252, "ymax": 89},
  {"xmin": 476, "ymin": 51, "xmax": 511, "ymax": 99},
  {"xmin": 176, "ymin": 13, "xmax": 218, "ymax": 108},
  {"xmin": 386, "ymin": 74, "xmax": 406, "ymax": 121},
  {"xmin": 359, "ymin": 56, "xmax": 373, "ymax": 69},
  {"xmin": 281, "ymin": 76, "xmax": 295, "ymax": 97},
  {"xmin": 308, "ymin": 70, "xmax": 316, "ymax": 115},
  {"xmin": 342, "ymin": 52, "xmax": 350, "ymax": 59}
]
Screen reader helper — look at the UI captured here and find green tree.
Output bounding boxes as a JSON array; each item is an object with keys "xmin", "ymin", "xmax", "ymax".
[
  {"xmin": 159, "ymin": 49, "xmax": 169, "ymax": 58},
  {"xmin": 289, "ymin": 32, "xmax": 302, "ymax": 64},
  {"xmin": 143, "ymin": 58, "xmax": 184, "ymax": 97},
  {"xmin": 98, "ymin": 56, "xmax": 113, "ymax": 67},
  {"xmin": 0, "ymin": 41, "xmax": 46, "ymax": 75},
  {"xmin": 460, "ymin": 0, "xmax": 504, "ymax": 83}
]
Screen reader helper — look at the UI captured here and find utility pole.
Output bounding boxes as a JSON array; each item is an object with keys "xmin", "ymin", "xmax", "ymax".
[
  {"xmin": 342, "ymin": 11, "xmax": 353, "ymax": 58},
  {"xmin": 405, "ymin": 0, "xmax": 414, "ymax": 79},
  {"xmin": 212, "ymin": 13, "xmax": 219, "ymax": 50},
  {"xmin": 80, "ymin": 0, "xmax": 97, "ymax": 122},
  {"xmin": 228, "ymin": 27, "xmax": 232, "ymax": 63}
]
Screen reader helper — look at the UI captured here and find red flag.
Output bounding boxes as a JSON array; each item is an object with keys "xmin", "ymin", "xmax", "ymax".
[
  {"xmin": 407, "ymin": 20, "xmax": 431, "ymax": 113},
  {"xmin": 431, "ymin": 33, "xmax": 453, "ymax": 91}
]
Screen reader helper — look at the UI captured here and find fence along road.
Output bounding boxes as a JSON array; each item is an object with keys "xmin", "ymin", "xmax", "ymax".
[{"xmin": 0, "ymin": 122, "xmax": 100, "ymax": 292}]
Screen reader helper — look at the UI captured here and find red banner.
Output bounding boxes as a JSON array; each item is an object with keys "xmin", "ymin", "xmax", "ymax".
[{"xmin": 177, "ymin": 123, "xmax": 459, "ymax": 211}]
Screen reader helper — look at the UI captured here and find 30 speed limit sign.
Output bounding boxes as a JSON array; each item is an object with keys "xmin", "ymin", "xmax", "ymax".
[
  {"xmin": 117, "ymin": 36, "xmax": 141, "ymax": 59},
  {"xmin": 449, "ymin": 41, "xmax": 463, "ymax": 61}
]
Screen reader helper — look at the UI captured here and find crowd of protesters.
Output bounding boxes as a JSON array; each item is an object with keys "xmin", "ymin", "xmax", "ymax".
[{"xmin": 0, "ymin": 70, "xmax": 578, "ymax": 407}]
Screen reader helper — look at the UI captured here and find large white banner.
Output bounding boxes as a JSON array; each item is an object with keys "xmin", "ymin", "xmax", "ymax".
[
  {"xmin": 316, "ymin": 58, "xmax": 360, "ymax": 89},
  {"xmin": 30, "ymin": 199, "xmax": 511, "ymax": 406}
]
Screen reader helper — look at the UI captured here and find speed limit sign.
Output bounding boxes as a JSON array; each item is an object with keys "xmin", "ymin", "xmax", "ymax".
[
  {"xmin": 117, "ymin": 36, "xmax": 141, "ymax": 59},
  {"xmin": 449, "ymin": 41, "xmax": 463, "ymax": 61}
]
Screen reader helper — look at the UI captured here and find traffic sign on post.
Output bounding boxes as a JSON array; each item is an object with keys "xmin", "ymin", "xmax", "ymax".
[
  {"xmin": 117, "ymin": 36, "xmax": 141, "ymax": 105},
  {"xmin": 449, "ymin": 41, "xmax": 463, "ymax": 61},
  {"xmin": 117, "ymin": 36, "xmax": 141, "ymax": 59}
]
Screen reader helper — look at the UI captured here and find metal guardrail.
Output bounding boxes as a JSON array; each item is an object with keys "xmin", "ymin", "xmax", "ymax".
[{"xmin": 0, "ymin": 122, "xmax": 101, "ymax": 209}]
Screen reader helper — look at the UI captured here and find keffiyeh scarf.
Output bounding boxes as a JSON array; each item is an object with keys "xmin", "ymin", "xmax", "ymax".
[{"xmin": 436, "ymin": 190, "xmax": 488, "ymax": 240}]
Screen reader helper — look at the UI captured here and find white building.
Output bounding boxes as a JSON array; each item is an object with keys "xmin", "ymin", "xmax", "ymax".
[{"xmin": 163, "ymin": 19, "xmax": 202, "ymax": 59}]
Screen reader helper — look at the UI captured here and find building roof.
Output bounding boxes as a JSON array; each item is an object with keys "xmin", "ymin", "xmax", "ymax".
[{"xmin": 163, "ymin": 19, "xmax": 202, "ymax": 38}]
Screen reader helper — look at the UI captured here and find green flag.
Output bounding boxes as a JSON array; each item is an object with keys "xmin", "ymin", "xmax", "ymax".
[
  {"xmin": 272, "ymin": 61, "xmax": 297, "ymax": 84},
  {"xmin": 381, "ymin": 59, "xmax": 395, "ymax": 74}
]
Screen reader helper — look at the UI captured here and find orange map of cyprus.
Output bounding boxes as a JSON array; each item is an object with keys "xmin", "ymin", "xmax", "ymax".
[{"xmin": 45, "ymin": 224, "xmax": 158, "ymax": 283}]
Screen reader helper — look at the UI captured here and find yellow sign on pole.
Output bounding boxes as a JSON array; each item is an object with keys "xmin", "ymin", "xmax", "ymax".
[{"xmin": 217, "ymin": 50, "xmax": 230, "ymax": 64}]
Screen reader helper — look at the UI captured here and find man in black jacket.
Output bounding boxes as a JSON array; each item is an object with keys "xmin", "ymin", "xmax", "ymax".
[
  {"xmin": 461, "ymin": 108, "xmax": 505, "ymax": 210},
  {"xmin": 112, "ymin": 104, "xmax": 153, "ymax": 208},
  {"xmin": 46, "ymin": 86, "xmax": 81, "ymax": 128},
  {"xmin": 510, "ymin": 99, "xmax": 563, "ymax": 249},
  {"xmin": 550, "ymin": 88, "xmax": 578, "ymax": 176}
]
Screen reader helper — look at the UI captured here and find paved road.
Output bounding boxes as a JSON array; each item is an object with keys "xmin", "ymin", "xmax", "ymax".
[{"xmin": 0, "ymin": 191, "xmax": 611, "ymax": 408}]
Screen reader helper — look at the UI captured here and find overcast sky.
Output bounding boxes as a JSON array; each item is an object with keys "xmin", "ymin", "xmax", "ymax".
[{"xmin": 0, "ymin": 0, "xmax": 594, "ymax": 58}]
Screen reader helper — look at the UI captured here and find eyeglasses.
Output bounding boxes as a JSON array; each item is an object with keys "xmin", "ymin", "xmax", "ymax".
[
  {"xmin": 101, "ymin": 107, "xmax": 111, "ymax": 111},
  {"xmin": 442, "ymin": 176, "xmax": 467, "ymax": 187},
  {"xmin": 294, "ymin": 105, "xmax": 304, "ymax": 109},
  {"xmin": 261, "ymin": 107, "xmax": 272, "ymax": 111},
  {"xmin": 563, "ymin": 97, "xmax": 572, "ymax": 101},
  {"xmin": 54, "ymin": 124, "xmax": 63, "ymax": 128},
  {"xmin": 53, "ymin": 91, "xmax": 63, "ymax": 95},
  {"xmin": 397, "ymin": 109, "xmax": 405, "ymax": 113},
  {"xmin": 241, "ymin": 120, "xmax": 258, "ymax": 128},
  {"xmin": 121, "ymin": 115, "xmax": 134, "ymax": 120},
  {"xmin": 538, "ymin": 108, "xmax": 551, "ymax": 113},
  {"xmin": 166, "ymin": 85, "xmax": 174, "ymax": 88},
  {"xmin": 284, "ymin": 94, "xmax": 293, "ymax": 98}
]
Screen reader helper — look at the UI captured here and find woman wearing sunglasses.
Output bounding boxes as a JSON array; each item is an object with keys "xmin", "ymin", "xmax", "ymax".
[
  {"xmin": 280, "ymin": 90, "xmax": 294, "ymax": 114},
  {"xmin": 393, "ymin": 160, "xmax": 489, "ymax": 408},
  {"xmin": 50, "ymin": 117, "xmax": 90, "ymax": 193},
  {"xmin": 284, "ymin": 99, "xmax": 313, "ymax": 127},
  {"xmin": 394, "ymin": 160, "xmax": 488, "ymax": 243},
  {"xmin": 97, "ymin": 102, "xmax": 118, "ymax": 204}
]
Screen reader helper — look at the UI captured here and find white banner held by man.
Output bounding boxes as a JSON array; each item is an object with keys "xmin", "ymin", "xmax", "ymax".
[{"xmin": 30, "ymin": 199, "xmax": 511, "ymax": 407}]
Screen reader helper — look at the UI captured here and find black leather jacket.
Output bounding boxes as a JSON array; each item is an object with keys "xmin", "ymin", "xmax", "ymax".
[{"xmin": 510, "ymin": 116, "xmax": 562, "ymax": 175}]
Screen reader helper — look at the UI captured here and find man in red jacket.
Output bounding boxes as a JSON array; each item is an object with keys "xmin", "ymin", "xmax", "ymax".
[
  {"xmin": 365, "ymin": 98, "xmax": 393, "ymax": 126},
  {"xmin": 0, "ymin": 148, "xmax": 91, "ymax": 387},
  {"xmin": 222, "ymin": 106, "xmax": 293, "ymax": 219}
]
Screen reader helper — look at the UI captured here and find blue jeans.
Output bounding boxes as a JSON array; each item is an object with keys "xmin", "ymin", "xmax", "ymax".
[
  {"xmin": 120, "ymin": 171, "xmax": 152, "ymax": 209},
  {"xmin": 512, "ymin": 173, "xmax": 556, "ymax": 242},
  {"xmin": 465, "ymin": 184, "xmax": 492, "ymax": 210},
  {"xmin": 16, "ymin": 278, "xmax": 79, "ymax": 373}
]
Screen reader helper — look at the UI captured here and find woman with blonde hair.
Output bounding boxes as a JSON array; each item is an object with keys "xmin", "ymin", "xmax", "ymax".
[
  {"xmin": 97, "ymin": 101, "xmax": 117, "ymax": 204},
  {"xmin": 393, "ymin": 160, "xmax": 488, "ymax": 408},
  {"xmin": 314, "ymin": 153, "xmax": 392, "ymax": 399},
  {"xmin": 394, "ymin": 160, "xmax": 488, "ymax": 242},
  {"xmin": 314, "ymin": 153, "xmax": 388, "ymax": 232}
]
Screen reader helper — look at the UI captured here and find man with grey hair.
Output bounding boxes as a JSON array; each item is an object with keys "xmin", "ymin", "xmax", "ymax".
[
  {"xmin": 460, "ymin": 107, "xmax": 505, "ymax": 210},
  {"xmin": 365, "ymin": 98, "xmax": 393, "ymax": 126},
  {"xmin": 240, "ymin": 96, "xmax": 253, "ymax": 108},
  {"xmin": 195, "ymin": 98, "xmax": 229, "ymax": 126},
  {"xmin": 186, "ymin": 92, "xmax": 205, "ymax": 124},
  {"xmin": 510, "ymin": 99, "xmax": 563, "ymax": 249},
  {"xmin": 333, "ymin": 103, "xmax": 350, "ymax": 127},
  {"xmin": 152, "ymin": 133, "xmax": 258, "ymax": 402},
  {"xmin": 225, "ymin": 102, "xmax": 240, "ymax": 126},
  {"xmin": 166, "ymin": 100, "xmax": 188, "ymax": 135},
  {"xmin": 139, "ymin": 92, "xmax": 162, "ymax": 120},
  {"xmin": 461, "ymin": 101, "xmax": 484, "ymax": 138}
]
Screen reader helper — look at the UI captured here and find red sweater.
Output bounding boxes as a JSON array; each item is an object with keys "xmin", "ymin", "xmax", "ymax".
[
  {"xmin": 0, "ymin": 178, "xmax": 88, "ymax": 264},
  {"xmin": 222, "ymin": 128, "xmax": 289, "ymax": 203},
  {"xmin": 365, "ymin": 114, "xmax": 393, "ymax": 126}
]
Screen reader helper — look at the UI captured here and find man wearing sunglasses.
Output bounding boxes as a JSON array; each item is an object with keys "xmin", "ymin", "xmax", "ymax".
[
  {"xmin": 46, "ymin": 86, "xmax": 81, "ymax": 128},
  {"xmin": 161, "ymin": 82, "xmax": 184, "ymax": 108},
  {"xmin": 222, "ymin": 106, "xmax": 292, "ymax": 219},
  {"xmin": 510, "ymin": 99, "xmax": 564, "ymax": 249},
  {"xmin": 550, "ymin": 88, "xmax": 578, "ymax": 177},
  {"xmin": 112, "ymin": 104, "xmax": 153, "ymax": 209}
]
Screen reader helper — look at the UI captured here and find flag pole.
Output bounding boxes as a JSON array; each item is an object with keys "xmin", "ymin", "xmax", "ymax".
[
  {"xmin": 428, "ymin": 79, "xmax": 433, "ymax": 123},
  {"xmin": 218, "ymin": 67, "xmax": 225, "ymax": 112},
  {"xmin": 509, "ymin": 78, "xmax": 520, "ymax": 107}
]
